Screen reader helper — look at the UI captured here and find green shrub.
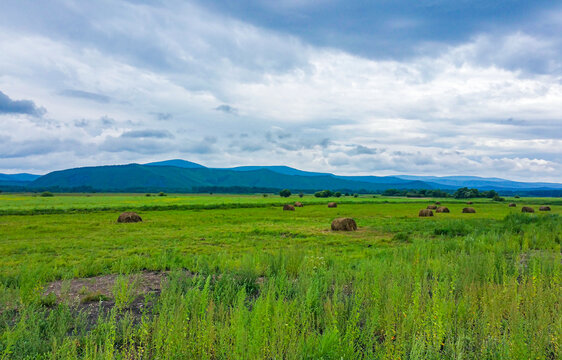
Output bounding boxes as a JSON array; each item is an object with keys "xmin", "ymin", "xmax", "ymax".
[
  {"xmin": 40, "ymin": 191, "xmax": 54, "ymax": 197},
  {"xmin": 158, "ymin": 192, "xmax": 166, "ymax": 196},
  {"xmin": 392, "ymin": 232, "xmax": 410, "ymax": 242},
  {"xmin": 314, "ymin": 190, "xmax": 333, "ymax": 198},
  {"xmin": 81, "ymin": 291, "xmax": 111, "ymax": 303},
  {"xmin": 279, "ymin": 189, "xmax": 291, "ymax": 197},
  {"xmin": 112, "ymin": 275, "xmax": 138, "ymax": 311},
  {"xmin": 39, "ymin": 293, "xmax": 57, "ymax": 307}
]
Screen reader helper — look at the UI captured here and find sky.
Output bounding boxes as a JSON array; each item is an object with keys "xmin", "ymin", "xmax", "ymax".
[{"xmin": 0, "ymin": 0, "xmax": 561, "ymax": 182}]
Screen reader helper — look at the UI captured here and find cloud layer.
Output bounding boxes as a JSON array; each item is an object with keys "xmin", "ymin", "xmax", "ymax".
[{"xmin": 0, "ymin": 0, "xmax": 560, "ymax": 182}]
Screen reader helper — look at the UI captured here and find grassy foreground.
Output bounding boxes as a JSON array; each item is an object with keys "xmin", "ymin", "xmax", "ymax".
[{"xmin": 0, "ymin": 194, "xmax": 560, "ymax": 359}]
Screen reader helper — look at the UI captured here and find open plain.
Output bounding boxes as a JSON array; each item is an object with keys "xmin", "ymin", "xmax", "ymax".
[{"xmin": 0, "ymin": 194, "xmax": 560, "ymax": 359}]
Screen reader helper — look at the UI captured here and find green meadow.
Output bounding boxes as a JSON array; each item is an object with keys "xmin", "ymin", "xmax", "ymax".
[{"xmin": 0, "ymin": 194, "xmax": 560, "ymax": 359}]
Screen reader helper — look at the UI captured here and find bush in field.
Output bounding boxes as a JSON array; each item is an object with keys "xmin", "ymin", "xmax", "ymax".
[
  {"xmin": 314, "ymin": 190, "xmax": 333, "ymax": 198},
  {"xmin": 40, "ymin": 191, "xmax": 54, "ymax": 197},
  {"xmin": 353, "ymin": 193, "xmax": 358, "ymax": 198},
  {"xmin": 493, "ymin": 194, "xmax": 505, "ymax": 201},
  {"xmin": 145, "ymin": 193, "xmax": 151, "ymax": 197},
  {"xmin": 279, "ymin": 189, "xmax": 291, "ymax": 197},
  {"xmin": 158, "ymin": 192, "xmax": 167, "ymax": 196},
  {"xmin": 263, "ymin": 194, "xmax": 268, "ymax": 197},
  {"xmin": 298, "ymin": 192, "xmax": 304, "ymax": 198},
  {"xmin": 334, "ymin": 192, "xmax": 342, "ymax": 198}
]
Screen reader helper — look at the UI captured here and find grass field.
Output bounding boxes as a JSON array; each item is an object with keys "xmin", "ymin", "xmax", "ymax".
[{"xmin": 0, "ymin": 194, "xmax": 560, "ymax": 359}]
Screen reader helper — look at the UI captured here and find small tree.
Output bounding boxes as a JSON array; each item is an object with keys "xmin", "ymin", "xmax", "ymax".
[
  {"xmin": 334, "ymin": 192, "xmax": 342, "ymax": 198},
  {"xmin": 263, "ymin": 194, "xmax": 268, "ymax": 197},
  {"xmin": 158, "ymin": 192, "xmax": 166, "ymax": 196},
  {"xmin": 279, "ymin": 189, "xmax": 291, "ymax": 198},
  {"xmin": 298, "ymin": 192, "xmax": 304, "ymax": 198},
  {"xmin": 353, "ymin": 193, "xmax": 358, "ymax": 198},
  {"xmin": 40, "ymin": 191, "xmax": 54, "ymax": 197}
]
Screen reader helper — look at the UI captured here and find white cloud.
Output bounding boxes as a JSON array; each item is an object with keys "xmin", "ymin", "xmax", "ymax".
[{"xmin": 0, "ymin": 0, "xmax": 560, "ymax": 182}]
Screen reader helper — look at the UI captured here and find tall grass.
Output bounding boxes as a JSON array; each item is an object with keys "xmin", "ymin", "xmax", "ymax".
[{"xmin": 0, "ymin": 213, "xmax": 560, "ymax": 358}]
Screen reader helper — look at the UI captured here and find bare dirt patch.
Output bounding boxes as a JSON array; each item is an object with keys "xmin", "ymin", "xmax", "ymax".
[
  {"xmin": 44, "ymin": 270, "xmax": 166, "ymax": 306},
  {"xmin": 42, "ymin": 271, "xmax": 169, "ymax": 329}
]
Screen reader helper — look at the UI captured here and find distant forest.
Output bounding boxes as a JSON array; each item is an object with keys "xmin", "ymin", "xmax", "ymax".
[{"xmin": 1, "ymin": 184, "xmax": 561, "ymax": 197}]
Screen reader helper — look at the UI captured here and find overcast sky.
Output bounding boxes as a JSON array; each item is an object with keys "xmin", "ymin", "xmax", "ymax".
[{"xmin": 1, "ymin": 0, "xmax": 561, "ymax": 181}]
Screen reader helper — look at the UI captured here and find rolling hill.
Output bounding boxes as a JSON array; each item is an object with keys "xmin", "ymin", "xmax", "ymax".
[
  {"xmin": 145, "ymin": 159, "xmax": 206, "ymax": 168},
  {"xmin": 1, "ymin": 160, "xmax": 561, "ymax": 194},
  {"xmin": 28, "ymin": 164, "xmax": 433, "ymax": 192}
]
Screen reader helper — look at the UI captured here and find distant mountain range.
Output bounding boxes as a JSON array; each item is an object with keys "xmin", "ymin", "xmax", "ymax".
[{"xmin": 1, "ymin": 159, "xmax": 561, "ymax": 195}]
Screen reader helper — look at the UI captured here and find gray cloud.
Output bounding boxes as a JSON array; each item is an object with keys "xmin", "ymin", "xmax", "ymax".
[
  {"xmin": 0, "ymin": 137, "xmax": 81, "ymax": 158},
  {"xmin": 180, "ymin": 136, "xmax": 218, "ymax": 154},
  {"xmin": 153, "ymin": 112, "xmax": 173, "ymax": 121},
  {"xmin": 215, "ymin": 104, "xmax": 238, "ymax": 115},
  {"xmin": 0, "ymin": 91, "xmax": 45, "ymax": 116},
  {"xmin": 121, "ymin": 129, "xmax": 174, "ymax": 139},
  {"xmin": 348, "ymin": 144, "xmax": 378, "ymax": 155},
  {"xmin": 60, "ymin": 89, "xmax": 111, "ymax": 103},
  {"xmin": 100, "ymin": 136, "xmax": 174, "ymax": 154}
]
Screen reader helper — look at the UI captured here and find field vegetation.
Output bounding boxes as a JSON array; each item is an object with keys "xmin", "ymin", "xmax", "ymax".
[{"xmin": 0, "ymin": 193, "xmax": 560, "ymax": 359}]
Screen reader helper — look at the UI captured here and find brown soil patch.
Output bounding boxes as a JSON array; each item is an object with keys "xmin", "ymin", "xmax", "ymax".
[{"xmin": 44, "ymin": 271, "xmax": 166, "ymax": 306}]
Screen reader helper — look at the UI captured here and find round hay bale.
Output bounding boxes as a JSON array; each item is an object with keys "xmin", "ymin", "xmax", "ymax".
[
  {"xmin": 283, "ymin": 204, "xmax": 295, "ymax": 211},
  {"xmin": 508, "ymin": 203, "xmax": 516, "ymax": 207},
  {"xmin": 331, "ymin": 217, "xmax": 357, "ymax": 231},
  {"xmin": 435, "ymin": 201, "xmax": 441, "ymax": 205},
  {"xmin": 521, "ymin": 206, "xmax": 534, "ymax": 213},
  {"xmin": 539, "ymin": 206, "xmax": 551, "ymax": 211},
  {"xmin": 436, "ymin": 206, "xmax": 450, "ymax": 213},
  {"xmin": 294, "ymin": 202, "xmax": 303, "ymax": 207},
  {"xmin": 467, "ymin": 201, "xmax": 473, "ymax": 205},
  {"xmin": 462, "ymin": 207, "xmax": 476, "ymax": 213},
  {"xmin": 117, "ymin": 212, "xmax": 142, "ymax": 223},
  {"xmin": 327, "ymin": 202, "xmax": 337, "ymax": 208},
  {"xmin": 418, "ymin": 209, "xmax": 434, "ymax": 217},
  {"xmin": 427, "ymin": 205, "xmax": 437, "ymax": 210}
]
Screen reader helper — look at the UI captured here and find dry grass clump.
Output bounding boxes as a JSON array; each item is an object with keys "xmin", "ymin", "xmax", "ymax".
[
  {"xmin": 283, "ymin": 204, "xmax": 295, "ymax": 211},
  {"xmin": 419, "ymin": 209, "xmax": 433, "ymax": 217},
  {"xmin": 327, "ymin": 202, "xmax": 337, "ymax": 208},
  {"xmin": 117, "ymin": 212, "xmax": 142, "ymax": 223},
  {"xmin": 462, "ymin": 207, "xmax": 476, "ymax": 213},
  {"xmin": 331, "ymin": 218, "xmax": 357, "ymax": 231}
]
